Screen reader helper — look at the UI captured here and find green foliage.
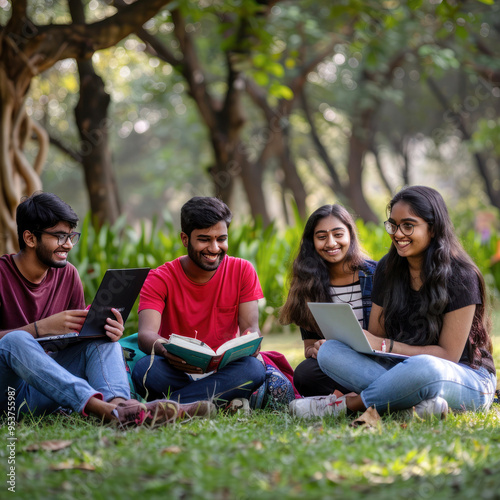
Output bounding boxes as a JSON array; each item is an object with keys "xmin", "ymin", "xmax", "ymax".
[
  {"xmin": 469, "ymin": 118, "xmax": 500, "ymax": 156},
  {"xmin": 69, "ymin": 211, "xmax": 500, "ymax": 336},
  {"xmin": 356, "ymin": 220, "xmax": 392, "ymax": 261},
  {"xmin": 69, "ymin": 214, "xmax": 304, "ymax": 335},
  {"xmin": 418, "ymin": 45, "xmax": 461, "ymax": 72},
  {"xmin": 69, "ymin": 214, "xmax": 185, "ymax": 334},
  {"xmin": 461, "ymin": 230, "xmax": 500, "ymax": 298}
]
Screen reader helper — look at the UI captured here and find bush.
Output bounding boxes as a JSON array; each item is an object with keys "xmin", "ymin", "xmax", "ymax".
[{"xmin": 69, "ymin": 213, "xmax": 500, "ymax": 335}]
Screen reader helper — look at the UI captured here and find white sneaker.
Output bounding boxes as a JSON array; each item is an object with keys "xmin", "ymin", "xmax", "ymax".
[
  {"xmin": 227, "ymin": 398, "xmax": 251, "ymax": 415},
  {"xmin": 413, "ymin": 397, "xmax": 449, "ymax": 419},
  {"xmin": 289, "ymin": 395, "xmax": 347, "ymax": 418}
]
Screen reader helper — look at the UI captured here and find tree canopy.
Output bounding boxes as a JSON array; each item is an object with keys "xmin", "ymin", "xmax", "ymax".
[{"xmin": 1, "ymin": 0, "xmax": 499, "ymax": 253}]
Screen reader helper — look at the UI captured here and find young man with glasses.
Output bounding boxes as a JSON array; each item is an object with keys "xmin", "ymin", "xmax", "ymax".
[{"xmin": 0, "ymin": 192, "xmax": 214, "ymax": 425}]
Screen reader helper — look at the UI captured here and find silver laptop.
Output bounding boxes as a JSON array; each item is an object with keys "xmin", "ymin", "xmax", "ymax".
[
  {"xmin": 307, "ymin": 302, "xmax": 408, "ymax": 360},
  {"xmin": 36, "ymin": 268, "xmax": 150, "ymax": 351}
]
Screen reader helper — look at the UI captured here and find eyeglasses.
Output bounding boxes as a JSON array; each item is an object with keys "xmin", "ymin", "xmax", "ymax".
[
  {"xmin": 384, "ymin": 221, "xmax": 429, "ymax": 236},
  {"xmin": 36, "ymin": 230, "xmax": 81, "ymax": 245}
]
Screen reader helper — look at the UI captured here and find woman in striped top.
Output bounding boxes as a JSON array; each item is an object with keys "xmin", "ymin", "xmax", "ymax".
[{"xmin": 279, "ymin": 204, "xmax": 377, "ymax": 397}]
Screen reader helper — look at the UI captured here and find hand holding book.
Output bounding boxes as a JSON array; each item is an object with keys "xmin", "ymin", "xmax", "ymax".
[{"xmin": 164, "ymin": 350, "xmax": 205, "ymax": 374}]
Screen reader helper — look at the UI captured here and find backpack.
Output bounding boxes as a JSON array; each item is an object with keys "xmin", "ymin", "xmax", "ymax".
[
  {"xmin": 118, "ymin": 333, "xmax": 147, "ymax": 401},
  {"xmin": 249, "ymin": 364, "xmax": 296, "ymax": 410}
]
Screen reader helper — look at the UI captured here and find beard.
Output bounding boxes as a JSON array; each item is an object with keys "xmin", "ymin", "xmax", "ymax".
[
  {"xmin": 187, "ymin": 240, "xmax": 225, "ymax": 272},
  {"xmin": 35, "ymin": 244, "xmax": 68, "ymax": 269}
]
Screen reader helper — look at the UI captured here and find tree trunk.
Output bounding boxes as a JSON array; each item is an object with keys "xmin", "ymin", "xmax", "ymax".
[
  {"xmin": 0, "ymin": 62, "xmax": 46, "ymax": 254},
  {"xmin": 238, "ymin": 151, "xmax": 271, "ymax": 227},
  {"xmin": 207, "ymin": 125, "xmax": 238, "ymax": 205},
  {"xmin": 280, "ymin": 123, "xmax": 307, "ymax": 219},
  {"xmin": 346, "ymin": 122, "xmax": 379, "ymax": 224},
  {"xmin": 75, "ymin": 61, "xmax": 121, "ymax": 226},
  {"xmin": 0, "ymin": 0, "xmax": 171, "ymax": 253},
  {"xmin": 69, "ymin": 0, "xmax": 121, "ymax": 227},
  {"xmin": 427, "ymin": 77, "xmax": 500, "ymax": 210}
]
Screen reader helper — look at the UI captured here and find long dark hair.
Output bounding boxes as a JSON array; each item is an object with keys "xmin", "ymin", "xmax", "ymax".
[
  {"xmin": 381, "ymin": 186, "xmax": 492, "ymax": 358},
  {"xmin": 279, "ymin": 204, "xmax": 367, "ymax": 332}
]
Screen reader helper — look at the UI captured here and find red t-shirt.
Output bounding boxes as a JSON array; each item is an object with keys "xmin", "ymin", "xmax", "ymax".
[
  {"xmin": 139, "ymin": 256, "xmax": 264, "ymax": 350},
  {"xmin": 0, "ymin": 254, "xmax": 84, "ymax": 330}
]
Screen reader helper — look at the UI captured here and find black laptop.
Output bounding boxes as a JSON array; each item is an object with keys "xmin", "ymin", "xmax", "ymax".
[{"xmin": 36, "ymin": 268, "xmax": 150, "ymax": 351}]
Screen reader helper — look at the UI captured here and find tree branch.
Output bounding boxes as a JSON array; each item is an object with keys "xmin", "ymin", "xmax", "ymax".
[
  {"xmin": 368, "ymin": 143, "xmax": 393, "ymax": 195},
  {"xmin": 19, "ymin": 0, "xmax": 173, "ymax": 73},
  {"xmin": 171, "ymin": 9, "xmax": 217, "ymax": 129},
  {"xmin": 137, "ymin": 27, "xmax": 179, "ymax": 67},
  {"xmin": 48, "ymin": 135, "xmax": 83, "ymax": 164},
  {"xmin": 135, "ymin": 7, "xmax": 218, "ymax": 129},
  {"xmin": 29, "ymin": 118, "xmax": 49, "ymax": 175},
  {"xmin": 244, "ymin": 77, "xmax": 278, "ymax": 164}
]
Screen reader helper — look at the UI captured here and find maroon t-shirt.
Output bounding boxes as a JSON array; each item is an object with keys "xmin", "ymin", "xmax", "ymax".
[{"xmin": 0, "ymin": 254, "xmax": 84, "ymax": 331}]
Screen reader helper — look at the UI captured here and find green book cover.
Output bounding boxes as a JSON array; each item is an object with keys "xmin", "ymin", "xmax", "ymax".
[{"xmin": 165, "ymin": 332, "xmax": 262, "ymax": 372}]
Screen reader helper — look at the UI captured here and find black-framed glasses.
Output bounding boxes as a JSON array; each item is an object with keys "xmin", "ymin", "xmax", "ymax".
[
  {"xmin": 36, "ymin": 230, "xmax": 81, "ymax": 245},
  {"xmin": 384, "ymin": 221, "xmax": 428, "ymax": 236}
]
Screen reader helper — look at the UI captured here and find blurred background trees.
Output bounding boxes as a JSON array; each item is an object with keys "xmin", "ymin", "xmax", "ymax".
[
  {"xmin": 1, "ymin": 0, "xmax": 499, "ymax": 254},
  {"xmin": 0, "ymin": 0, "xmax": 170, "ymax": 253}
]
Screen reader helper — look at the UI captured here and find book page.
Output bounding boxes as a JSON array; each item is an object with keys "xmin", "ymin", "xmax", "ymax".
[
  {"xmin": 168, "ymin": 334, "xmax": 216, "ymax": 355},
  {"xmin": 216, "ymin": 331, "xmax": 260, "ymax": 355}
]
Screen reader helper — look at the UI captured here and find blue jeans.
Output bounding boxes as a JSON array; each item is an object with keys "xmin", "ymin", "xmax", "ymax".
[
  {"xmin": 317, "ymin": 340, "xmax": 497, "ymax": 413},
  {"xmin": 0, "ymin": 330, "xmax": 130, "ymax": 417},
  {"xmin": 132, "ymin": 354, "xmax": 266, "ymax": 405}
]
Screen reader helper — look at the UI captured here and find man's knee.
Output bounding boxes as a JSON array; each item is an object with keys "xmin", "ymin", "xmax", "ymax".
[
  {"xmin": 0, "ymin": 330, "xmax": 35, "ymax": 351},
  {"xmin": 89, "ymin": 338, "xmax": 123, "ymax": 356},
  {"xmin": 238, "ymin": 356, "xmax": 266, "ymax": 385}
]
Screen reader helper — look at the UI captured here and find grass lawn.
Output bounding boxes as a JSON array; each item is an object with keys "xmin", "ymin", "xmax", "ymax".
[{"xmin": 2, "ymin": 326, "xmax": 500, "ymax": 499}]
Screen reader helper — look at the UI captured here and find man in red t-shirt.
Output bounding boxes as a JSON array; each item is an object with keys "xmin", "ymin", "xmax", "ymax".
[{"xmin": 132, "ymin": 197, "xmax": 266, "ymax": 406}]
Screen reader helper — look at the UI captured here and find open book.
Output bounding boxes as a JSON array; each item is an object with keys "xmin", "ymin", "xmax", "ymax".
[{"xmin": 165, "ymin": 332, "xmax": 263, "ymax": 373}]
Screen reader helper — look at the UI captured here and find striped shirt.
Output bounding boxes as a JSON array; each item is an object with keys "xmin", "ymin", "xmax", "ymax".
[{"xmin": 330, "ymin": 281, "xmax": 363, "ymax": 324}]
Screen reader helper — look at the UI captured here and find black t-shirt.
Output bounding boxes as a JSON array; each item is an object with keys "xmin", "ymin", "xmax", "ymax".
[{"xmin": 372, "ymin": 255, "xmax": 495, "ymax": 375}]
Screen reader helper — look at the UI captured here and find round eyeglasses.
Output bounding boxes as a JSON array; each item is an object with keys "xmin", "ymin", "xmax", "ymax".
[
  {"xmin": 384, "ymin": 221, "xmax": 428, "ymax": 237},
  {"xmin": 36, "ymin": 230, "xmax": 81, "ymax": 245}
]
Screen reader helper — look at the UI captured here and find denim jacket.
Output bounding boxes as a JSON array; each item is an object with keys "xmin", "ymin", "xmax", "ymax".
[
  {"xmin": 300, "ymin": 258, "xmax": 378, "ymax": 340},
  {"xmin": 358, "ymin": 259, "xmax": 377, "ymax": 329}
]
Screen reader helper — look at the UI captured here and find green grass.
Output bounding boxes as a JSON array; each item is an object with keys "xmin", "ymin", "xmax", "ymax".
[
  {"xmin": 2, "ymin": 326, "xmax": 500, "ymax": 499},
  {"xmin": 262, "ymin": 327, "xmax": 304, "ymax": 368},
  {"xmin": 2, "ymin": 408, "xmax": 500, "ymax": 499}
]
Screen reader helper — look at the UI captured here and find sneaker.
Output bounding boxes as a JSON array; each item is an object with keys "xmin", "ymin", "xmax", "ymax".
[
  {"xmin": 180, "ymin": 400, "xmax": 218, "ymax": 419},
  {"xmin": 226, "ymin": 398, "xmax": 251, "ymax": 415},
  {"xmin": 289, "ymin": 395, "xmax": 347, "ymax": 419},
  {"xmin": 112, "ymin": 399, "xmax": 216, "ymax": 428},
  {"xmin": 413, "ymin": 396, "xmax": 449, "ymax": 420}
]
